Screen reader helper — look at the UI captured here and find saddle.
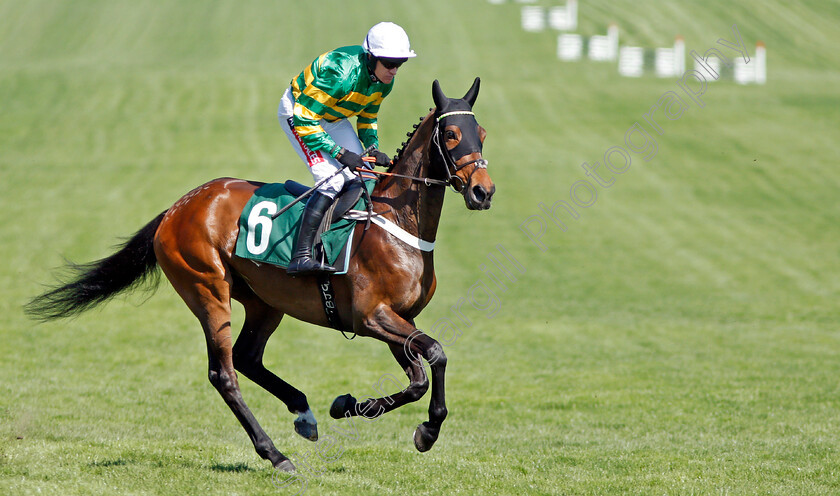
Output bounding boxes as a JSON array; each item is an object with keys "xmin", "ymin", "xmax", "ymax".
[
  {"xmin": 234, "ymin": 178, "xmax": 374, "ymax": 275},
  {"xmin": 283, "ymin": 178, "xmax": 366, "ymax": 226},
  {"xmin": 284, "ymin": 178, "xmax": 368, "ymax": 272}
]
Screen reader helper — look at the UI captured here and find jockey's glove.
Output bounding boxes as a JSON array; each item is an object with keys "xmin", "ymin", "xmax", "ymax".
[
  {"xmin": 369, "ymin": 149, "xmax": 391, "ymax": 168},
  {"xmin": 337, "ymin": 148, "xmax": 368, "ymax": 172}
]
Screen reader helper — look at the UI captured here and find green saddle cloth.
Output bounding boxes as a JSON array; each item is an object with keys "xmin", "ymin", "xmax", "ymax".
[{"xmin": 234, "ymin": 181, "xmax": 373, "ymax": 269}]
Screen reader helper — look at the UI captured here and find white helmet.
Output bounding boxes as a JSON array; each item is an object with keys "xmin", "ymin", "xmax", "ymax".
[{"xmin": 363, "ymin": 22, "xmax": 417, "ymax": 59}]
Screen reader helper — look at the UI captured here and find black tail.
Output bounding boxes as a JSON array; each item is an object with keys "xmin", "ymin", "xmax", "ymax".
[{"xmin": 25, "ymin": 211, "xmax": 167, "ymax": 322}]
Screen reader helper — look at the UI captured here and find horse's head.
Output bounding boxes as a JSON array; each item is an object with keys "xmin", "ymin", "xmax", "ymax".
[{"xmin": 432, "ymin": 78, "xmax": 495, "ymax": 210}]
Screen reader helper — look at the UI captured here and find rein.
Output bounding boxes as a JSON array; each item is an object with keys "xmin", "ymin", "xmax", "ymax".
[{"xmin": 360, "ymin": 167, "xmax": 449, "ymax": 187}]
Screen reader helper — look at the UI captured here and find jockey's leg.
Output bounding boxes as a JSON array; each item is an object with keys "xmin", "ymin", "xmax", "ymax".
[
  {"xmin": 286, "ymin": 190, "xmax": 338, "ymax": 275},
  {"xmin": 278, "ymin": 89, "xmax": 363, "ymax": 275}
]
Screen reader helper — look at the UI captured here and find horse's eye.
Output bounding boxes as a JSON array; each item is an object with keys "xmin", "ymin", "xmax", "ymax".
[{"xmin": 446, "ymin": 130, "xmax": 457, "ymax": 141}]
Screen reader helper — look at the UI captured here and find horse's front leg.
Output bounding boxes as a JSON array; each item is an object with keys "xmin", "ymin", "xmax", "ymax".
[
  {"xmin": 329, "ymin": 305, "xmax": 448, "ymax": 451},
  {"xmin": 330, "ymin": 341, "xmax": 428, "ymax": 420}
]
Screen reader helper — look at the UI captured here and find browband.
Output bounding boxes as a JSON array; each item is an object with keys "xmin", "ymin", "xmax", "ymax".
[{"xmin": 436, "ymin": 111, "xmax": 475, "ymax": 121}]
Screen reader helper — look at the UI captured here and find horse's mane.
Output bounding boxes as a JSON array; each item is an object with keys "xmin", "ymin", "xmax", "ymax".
[{"xmin": 389, "ymin": 108, "xmax": 434, "ymax": 173}]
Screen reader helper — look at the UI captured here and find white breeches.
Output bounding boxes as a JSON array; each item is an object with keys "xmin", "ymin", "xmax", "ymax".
[{"xmin": 278, "ymin": 87, "xmax": 364, "ymax": 198}]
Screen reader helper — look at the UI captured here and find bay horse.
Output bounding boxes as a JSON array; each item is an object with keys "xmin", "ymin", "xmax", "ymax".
[{"xmin": 26, "ymin": 78, "xmax": 494, "ymax": 472}]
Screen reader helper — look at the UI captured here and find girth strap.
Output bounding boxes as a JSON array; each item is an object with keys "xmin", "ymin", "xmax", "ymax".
[{"xmin": 316, "ymin": 274, "xmax": 356, "ymax": 340}]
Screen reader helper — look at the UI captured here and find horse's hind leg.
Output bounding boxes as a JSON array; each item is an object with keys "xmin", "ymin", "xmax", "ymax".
[
  {"xmin": 232, "ymin": 293, "xmax": 318, "ymax": 442},
  {"xmin": 160, "ymin": 260, "xmax": 294, "ymax": 471}
]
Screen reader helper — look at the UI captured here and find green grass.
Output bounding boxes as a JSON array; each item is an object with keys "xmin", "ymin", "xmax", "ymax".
[{"xmin": 2, "ymin": 0, "xmax": 839, "ymax": 494}]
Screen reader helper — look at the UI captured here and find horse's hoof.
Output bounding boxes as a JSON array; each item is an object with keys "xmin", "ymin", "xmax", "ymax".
[
  {"xmin": 413, "ymin": 422, "xmax": 440, "ymax": 452},
  {"xmin": 294, "ymin": 410, "xmax": 318, "ymax": 442},
  {"xmin": 294, "ymin": 420, "xmax": 318, "ymax": 441},
  {"xmin": 330, "ymin": 393, "xmax": 357, "ymax": 419},
  {"xmin": 274, "ymin": 458, "xmax": 296, "ymax": 473}
]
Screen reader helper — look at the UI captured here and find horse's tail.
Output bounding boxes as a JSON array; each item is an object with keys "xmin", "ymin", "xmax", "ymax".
[{"xmin": 25, "ymin": 211, "xmax": 168, "ymax": 322}]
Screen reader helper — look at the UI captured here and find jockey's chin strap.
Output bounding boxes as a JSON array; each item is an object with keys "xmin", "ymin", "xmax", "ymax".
[{"xmin": 433, "ymin": 110, "xmax": 489, "ymax": 193}]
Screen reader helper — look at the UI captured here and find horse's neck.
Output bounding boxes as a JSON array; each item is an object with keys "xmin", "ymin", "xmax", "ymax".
[{"xmin": 373, "ymin": 114, "xmax": 445, "ymax": 242}]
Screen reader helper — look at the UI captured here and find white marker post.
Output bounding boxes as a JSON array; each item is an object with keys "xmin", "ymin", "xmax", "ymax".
[
  {"xmin": 755, "ymin": 41, "xmax": 766, "ymax": 84},
  {"xmin": 618, "ymin": 46, "xmax": 644, "ymax": 77},
  {"xmin": 521, "ymin": 6, "xmax": 545, "ymax": 32},
  {"xmin": 589, "ymin": 23, "xmax": 619, "ymax": 61},
  {"xmin": 548, "ymin": 0, "xmax": 578, "ymax": 31},
  {"xmin": 557, "ymin": 34, "xmax": 583, "ymax": 61}
]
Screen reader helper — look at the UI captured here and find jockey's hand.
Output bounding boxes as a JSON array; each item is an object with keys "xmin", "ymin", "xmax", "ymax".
[
  {"xmin": 369, "ymin": 149, "xmax": 391, "ymax": 168},
  {"xmin": 337, "ymin": 148, "xmax": 367, "ymax": 172}
]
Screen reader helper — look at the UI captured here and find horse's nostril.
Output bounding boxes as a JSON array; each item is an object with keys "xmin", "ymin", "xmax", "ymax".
[{"xmin": 472, "ymin": 185, "xmax": 486, "ymax": 203}]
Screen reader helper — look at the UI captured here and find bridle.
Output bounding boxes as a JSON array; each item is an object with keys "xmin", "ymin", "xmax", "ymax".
[
  {"xmin": 432, "ymin": 110, "xmax": 489, "ymax": 193},
  {"xmin": 365, "ymin": 111, "xmax": 488, "ymax": 192}
]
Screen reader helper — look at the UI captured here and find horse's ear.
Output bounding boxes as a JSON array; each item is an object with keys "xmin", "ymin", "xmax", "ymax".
[
  {"xmin": 432, "ymin": 79, "xmax": 446, "ymax": 110},
  {"xmin": 463, "ymin": 77, "xmax": 480, "ymax": 107}
]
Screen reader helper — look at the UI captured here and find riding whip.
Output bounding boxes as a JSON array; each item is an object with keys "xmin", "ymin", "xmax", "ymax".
[{"xmin": 270, "ymin": 146, "xmax": 376, "ymax": 220}]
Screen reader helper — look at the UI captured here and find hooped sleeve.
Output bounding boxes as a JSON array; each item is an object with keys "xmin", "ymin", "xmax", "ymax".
[{"xmin": 290, "ymin": 55, "xmax": 352, "ymax": 157}]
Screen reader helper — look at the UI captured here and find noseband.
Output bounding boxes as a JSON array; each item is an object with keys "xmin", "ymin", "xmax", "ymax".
[{"xmin": 432, "ymin": 111, "xmax": 488, "ymax": 192}]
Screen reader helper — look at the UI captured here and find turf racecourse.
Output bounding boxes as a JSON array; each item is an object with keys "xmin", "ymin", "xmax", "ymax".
[{"xmin": 2, "ymin": 0, "xmax": 839, "ymax": 494}]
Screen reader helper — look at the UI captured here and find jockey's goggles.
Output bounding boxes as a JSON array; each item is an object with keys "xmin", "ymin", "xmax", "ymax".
[{"xmin": 378, "ymin": 57, "xmax": 407, "ymax": 69}]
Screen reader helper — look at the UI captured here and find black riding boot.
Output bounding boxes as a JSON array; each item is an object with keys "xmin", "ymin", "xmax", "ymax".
[{"xmin": 286, "ymin": 191, "xmax": 338, "ymax": 276}]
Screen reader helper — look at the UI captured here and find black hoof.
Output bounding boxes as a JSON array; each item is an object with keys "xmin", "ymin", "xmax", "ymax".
[
  {"xmin": 413, "ymin": 422, "xmax": 440, "ymax": 452},
  {"xmin": 330, "ymin": 393, "xmax": 357, "ymax": 419},
  {"xmin": 294, "ymin": 418, "xmax": 318, "ymax": 442},
  {"xmin": 273, "ymin": 458, "xmax": 296, "ymax": 473}
]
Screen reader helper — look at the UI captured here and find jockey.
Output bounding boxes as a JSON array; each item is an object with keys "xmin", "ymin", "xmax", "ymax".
[{"xmin": 278, "ymin": 22, "xmax": 417, "ymax": 276}]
